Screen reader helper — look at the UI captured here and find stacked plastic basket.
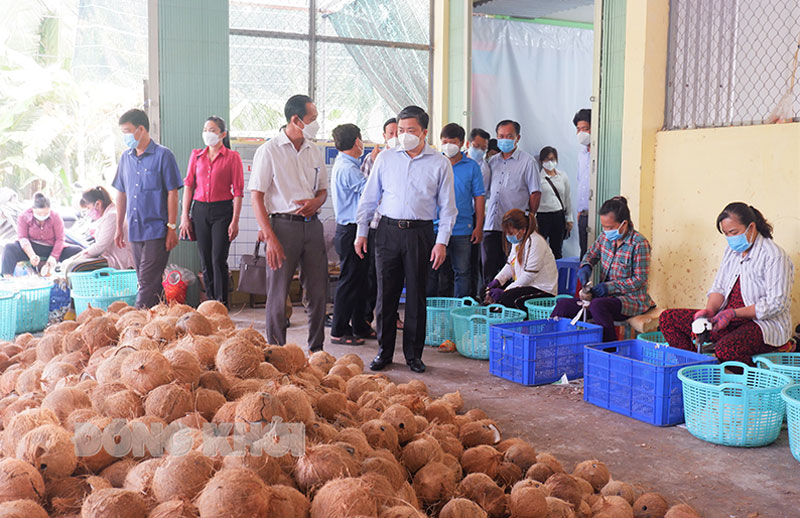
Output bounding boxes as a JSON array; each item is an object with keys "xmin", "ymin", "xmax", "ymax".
[
  {"xmin": 523, "ymin": 295, "xmax": 572, "ymax": 321},
  {"xmin": 450, "ymin": 304, "xmax": 526, "ymax": 360},
  {"xmin": 425, "ymin": 297, "xmax": 476, "ymax": 347},
  {"xmin": 69, "ymin": 268, "xmax": 138, "ymax": 315},
  {"xmin": 0, "ymin": 291, "xmax": 19, "ymax": 341},
  {"xmin": 754, "ymin": 353, "xmax": 800, "ymax": 462},
  {"xmin": 0, "ymin": 278, "xmax": 53, "ymax": 334}
]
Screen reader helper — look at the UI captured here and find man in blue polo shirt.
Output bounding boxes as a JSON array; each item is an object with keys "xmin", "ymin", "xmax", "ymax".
[
  {"xmin": 429, "ymin": 123, "xmax": 485, "ymax": 298},
  {"xmin": 113, "ymin": 109, "xmax": 183, "ymax": 308}
]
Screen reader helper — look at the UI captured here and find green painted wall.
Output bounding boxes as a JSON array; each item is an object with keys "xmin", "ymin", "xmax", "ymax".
[
  {"xmin": 447, "ymin": 0, "xmax": 469, "ymax": 128},
  {"xmin": 157, "ymin": 0, "xmax": 230, "ymax": 305},
  {"xmin": 596, "ymin": 0, "xmax": 626, "ymax": 214}
]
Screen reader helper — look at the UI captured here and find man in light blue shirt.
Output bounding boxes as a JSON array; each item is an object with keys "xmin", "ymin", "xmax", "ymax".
[
  {"xmin": 429, "ymin": 123, "xmax": 485, "ymax": 298},
  {"xmin": 573, "ymin": 108, "xmax": 592, "ymax": 259},
  {"xmin": 482, "ymin": 119, "xmax": 541, "ymax": 283},
  {"xmin": 329, "ymin": 123, "xmax": 372, "ymax": 345},
  {"xmin": 355, "ymin": 106, "xmax": 457, "ymax": 373}
]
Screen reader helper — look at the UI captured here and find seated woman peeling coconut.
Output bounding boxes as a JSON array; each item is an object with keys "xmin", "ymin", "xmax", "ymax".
[
  {"xmin": 551, "ymin": 196, "xmax": 655, "ymax": 342},
  {"xmin": 659, "ymin": 202, "xmax": 795, "ymax": 363}
]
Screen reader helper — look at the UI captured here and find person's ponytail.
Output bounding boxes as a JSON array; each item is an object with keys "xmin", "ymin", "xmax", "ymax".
[
  {"xmin": 749, "ymin": 205, "xmax": 773, "ymax": 239},
  {"xmin": 716, "ymin": 202, "xmax": 773, "ymax": 239}
]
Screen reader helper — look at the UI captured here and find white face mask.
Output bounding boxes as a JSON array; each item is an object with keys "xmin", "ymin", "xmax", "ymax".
[
  {"xmin": 386, "ymin": 136, "xmax": 399, "ymax": 149},
  {"xmin": 300, "ymin": 119, "xmax": 320, "ymax": 140},
  {"xmin": 398, "ymin": 132, "xmax": 421, "ymax": 151},
  {"xmin": 577, "ymin": 131, "xmax": 591, "ymax": 146},
  {"xmin": 203, "ymin": 131, "xmax": 220, "ymax": 147},
  {"xmin": 34, "ymin": 212, "xmax": 50, "ymax": 222},
  {"xmin": 441, "ymin": 143, "xmax": 460, "ymax": 158},
  {"xmin": 542, "ymin": 160, "xmax": 557, "ymax": 171}
]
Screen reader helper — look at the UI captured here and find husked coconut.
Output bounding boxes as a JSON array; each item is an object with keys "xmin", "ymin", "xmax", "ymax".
[
  {"xmin": 99, "ymin": 459, "xmax": 137, "ymax": 488},
  {"xmin": 526, "ymin": 463, "xmax": 555, "ymax": 483},
  {"xmin": 266, "ymin": 485, "xmax": 309, "ymax": 518},
  {"xmin": 546, "ymin": 497, "xmax": 576, "ymax": 518},
  {"xmin": 197, "ymin": 300, "xmax": 228, "ymax": 318},
  {"xmin": 41, "ymin": 387, "xmax": 91, "ymax": 424},
  {"xmin": 141, "ymin": 319, "xmax": 176, "ymax": 343},
  {"xmin": 633, "ymin": 493, "xmax": 668, "ymax": 518},
  {"xmin": 401, "ymin": 435, "xmax": 444, "ymax": 474},
  {"xmin": 16, "ymin": 424, "xmax": 77, "ymax": 481},
  {"xmin": 151, "ymin": 451, "xmax": 214, "ymax": 503},
  {"xmin": 195, "ymin": 468, "xmax": 270, "ymax": 518},
  {"xmin": 145, "ymin": 384, "xmax": 192, "ymax": 423},
  {"xmin": 317, "ymin": 392, "xmax": 347, "ymax": 420},
  {"xmin": 234, "ymin": 392, "xmax": 287, "ymax": 425},
  {"xmin": 412, "ymin": 461, "xmax": 456, "ymax": 508},
  {"xmin": 163, "ymin": 349, "xmax": 203, "ymax": 387},
  {"xmin": 573, "ymin": 459, "xmax": 611, "ymax": 492},
  {"xmin": 80, "ymin": 488, "xmax": 147, "ymax": 518},
  {"xmin": 0, "ymin": 499, "xmax": 49, "ymax": 518},
  {"xmin": 496, "ymin": 461, "xmax": 523, "ymax": 487},
  {"xmin": 0, "ymin": 458, "xmax": 45, "ymax": 504},
  {"xmin": 294, "ymin": 444, "xmax": 359, "ymax": 492},
  {"xmin": 508, "ymin": 486, "xmax": 548, "ymax": 518},
  {"xmin": 123, "ymin": 458, "xmax": 163, "ymax": 497},
  {"xmin": 176, "ymin": 313, "xmax": 212, "ymax": 336},
  {"xmin": 602, "ymin": 480, "xmax": 636, "ymax": 505},
  {"xmin": 80, "ymin": 316, "xmax": 119, "ymax": 354},
  {"xmin": 198, "ymin": 371, "xmax": 231, "ymax": 395},
  {"xmin": 536, "ymin": 453, "xmax": 564, "ymax": 473},
  {"xmin": 544, "ymin": 473, "xmax": 583, "ymax": 510},
  {"xmin": 100, "ymin": 389, "xmax": 144, "ymax": 419},
  {"xmin": 192, "ymin": 388, "xmax": 226, "ymax": 421},
  {"xmin": 276, "ymin": 385, "xmax": 315, "ymax": 424},
  {"xmin": 120, "ymin": 351, "xmax": 174, "ymax": 395},
  {"xmin": 361, "ymin": 456, "xmax": 406, "ymax": 488},
  {"xmin": 456, "ymin": 473, "xmax": 507, "ymax": 518},
  {"xmin": 221, "ymin": 451, "xmax": 280, "ymax": 485},
  {"xmin": 148, "ymin": 500, "xmax": 199, "ymax": 518},
  {"xmin": 264, "ymin": 344, "xmax": 306, "ymax": 374},
  {"xmin": 360, "ymin": 419, "xmax": 400, "ymax": 454},
  {"xmin": 591, "ymin": 495, "xmax": 634, "ymax": 518},
  {"xmin": 424, "ymin": 401, "xmax": 455, "ymax": 424},
  {"xmin": 381, "ymin": 404, "xmax": 418, "ymax": 444},
  {"xmin": 174, "ymin": 336, "xmax": 218, "ymax": 368},
  {"xmin": 309, "ymin": 477, "xmax": 377, "ymax": 518},
  {"xmin": 664, "ymin": 504, "xmax": 700, "ymax": 518},
  {"xmin": 440, "ymin": 498, "xmax": 487, "ymax": 518},
  {"xmin": 2, "ymin": 408, "xmax": 59, "ymax": 457},
  {"xmin": 346, "ymin": 375, "xmax": 380, "ymax": 402},
  {"xmin": 215, "ymin": 339, "xmax": 261, "ymax": 379},
  {"xmin": 308, "ymin": 351, "xmax": 336, "ymax": 374},
  {"xmin": 461, "ymin": 445, "xmax": 503, "ymax": 478},
  {"xmin": 381, "ymin": 506, "xmax": 426, "ymax": 518},
  {"xmin": 460, "ymin": 420, "xmax": 502, "ymax": 447}
]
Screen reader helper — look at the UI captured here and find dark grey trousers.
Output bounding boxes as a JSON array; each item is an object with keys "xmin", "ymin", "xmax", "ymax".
[
  {"xmin": 130, "ymin": 237, "xmax": 170, "ymax": 308},
  {"xmin": 265, "ymin": 217, "xmax": 328, "ymax": 350}
]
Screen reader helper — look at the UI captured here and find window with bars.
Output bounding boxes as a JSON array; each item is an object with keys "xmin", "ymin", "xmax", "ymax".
[
  {"xmin": 664, "ymin": 0, "xmax": 800, "ymax": 130},
  {"xmin": 229, "ymin": 0, "xmax": 433, "ymax": 141}
]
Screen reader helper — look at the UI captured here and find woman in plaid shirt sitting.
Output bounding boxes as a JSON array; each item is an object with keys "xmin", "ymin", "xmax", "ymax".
[{"xmin": 551, "ymin": 196, "xmax": 654, "ymax": 342}]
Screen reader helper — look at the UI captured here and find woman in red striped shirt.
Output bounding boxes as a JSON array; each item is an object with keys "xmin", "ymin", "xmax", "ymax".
[{"xmin": 180, "ymin": 116, "xmax": 244, "ymax": 306}]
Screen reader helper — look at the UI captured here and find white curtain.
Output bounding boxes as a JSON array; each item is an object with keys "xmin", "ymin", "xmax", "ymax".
[{"xmin": 472, "ymin": 17, "xmax": 593, "ymax": 258}]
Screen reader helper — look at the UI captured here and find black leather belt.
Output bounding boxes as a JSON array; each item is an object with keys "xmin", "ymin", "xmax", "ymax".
[
  {"xmin": 382, "ymin": 217, "xmax": 433, "ymax": 229},
  {"xmin": 270, "ymin": 213, "xmax": 318, "ymax": 222}
]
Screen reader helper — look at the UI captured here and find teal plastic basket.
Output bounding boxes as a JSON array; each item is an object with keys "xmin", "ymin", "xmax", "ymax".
[
  {"xmin": 524, "ymin": 295, "xmax": 572, "ymax": 321},
  {"xmin": 781, "ymin": 384, "xmax": 800, "ymax": 463},
  {"xmin": 678, "ymin": 361, "xmax": 792, "ymax": 447},
  {"xmin": 638, "ymin": 332, "xmax": 668, "ymax": 345},
  {"xmin": 13, "ymin": 281, "xmax": 53, "ymax": 333},
  {"xmin": 753, "ymin": 353, "xmax": 800, "ymax": 383},
  {"xmin": 450, "ymin": 304, "xmax": 526, "ymax": 360},
  {"xmin": 425, "ymin": 297, "xmax": 476, "ymax": 346},
  {"xmin": 0, "ymin": 291, "xmax": 19, "ymax": 341},
  {"xmin": 69, "ymin": 268, "xmax": 138, "ymax": 315}
]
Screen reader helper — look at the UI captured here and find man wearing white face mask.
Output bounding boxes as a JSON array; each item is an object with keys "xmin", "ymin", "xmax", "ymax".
[
  {"xmin": 355, "ymin": 106, "xmax": 457, "ymax": 373},
  {"xmin": 249, "ymin": 94, "xmax": 329, "ymax": 353},
  {"xmin": 573, "ymin": 108, "xmax": 592, "ymax": 259}
]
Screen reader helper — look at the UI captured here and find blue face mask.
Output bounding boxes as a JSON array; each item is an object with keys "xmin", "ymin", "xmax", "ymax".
[
  {"xmin": 603, "ymin": 223, "xmax": 624, "ymax": 241},
  {"xmin": 123, "ymin": 132, "xmax": 139, "ymax": 150},
  {"xmin": 726, "ymin": 226, "xmax": 753, "ymax": 253},
  {"xmin": 467, "ymin": 147, "xmax": 485, "ymax": 162},
  {"xmin": 506, "ymin": 234, "xmax": 521, "ymax": 245},
  {"xmin": 497, "ymin": 138, "xmax": 516, "ymax": 154}
]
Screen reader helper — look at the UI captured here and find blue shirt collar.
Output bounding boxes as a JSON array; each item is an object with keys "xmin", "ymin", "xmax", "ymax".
[
  {"xmin": 128, "ymin": 138, "xmax": 158, "ymax": 157},
  {"xmin": 336, "ymin": 152, "xmax": 360, "ymax": 166}
]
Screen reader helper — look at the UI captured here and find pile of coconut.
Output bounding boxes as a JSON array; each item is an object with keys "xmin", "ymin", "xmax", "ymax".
[{"xmin": 0, "ymin": 300, "xmax": 703, "ymax": 518}]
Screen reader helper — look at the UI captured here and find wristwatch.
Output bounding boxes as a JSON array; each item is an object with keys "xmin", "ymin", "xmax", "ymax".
[{"xmin": 166, "ymin": 223, "xmax": 177, "ymax": 230}]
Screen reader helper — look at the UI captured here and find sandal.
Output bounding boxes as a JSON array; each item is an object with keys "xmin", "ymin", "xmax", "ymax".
[
  {"xmin": 355, "ymin": 328, "xmax": 377, "ymax": 340},
  {"xmin": 330, "ymin": 335, "xmax": 365, "ymax": 346}
]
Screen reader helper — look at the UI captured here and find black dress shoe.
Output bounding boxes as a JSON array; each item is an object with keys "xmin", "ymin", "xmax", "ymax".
[
  {"xmin": 407, "ymin": 359, "xmax": 426, "ymax": 373},
  {"xmin": 370, "ymin": 357, "xmax": 392, "ymax": 371}
]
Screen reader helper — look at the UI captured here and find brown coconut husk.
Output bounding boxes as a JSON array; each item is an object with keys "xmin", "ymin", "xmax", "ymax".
[
  {"xmin": 197, "ymin": 300, "xmax": 228, "ymax": 318},
  {"xmin": 509, "ymin": 486, "xmax": 548, "ymax": 518},
  {"xmin": 310, "ymin": 477, "xmax": 377, "ymax": 518},
  {"xmin": 173, "ymin": 336, "xmax": 218, "ymax": 369},
  {"xmin": 35, "ymin": 334, "xmax": 63, "ymax": 364},
  {"xmin": 381, "ymin": 505, "xmax": 426, "ymax": 518},
  {"xmin": 172, "ymin": 411, "xmax": 207, "ymax": 430},
  {"xmin": 215, "ymin": 339, "xmax": 262, "ymax": 379},
  {"xmin": 266, "ymin": 484, "xmax": 309, "ymax": 518},
  {"xmin": 317, "ymin": 392, "xmax": 347, "ymax": 420},
  {"xmin": 294, "ymin": 443, "xmax": 359, "ymax": 493},
  {"xmin": 40, "ymin": 362, "xmax": 80, "ymax": 392},
  {"xmin": 536, "ymin": 453, "xmax": 565, "ymax": 473},
  {"xmin": 40, "ymin": 386, "xmax": 91, "ymax": 424},
  {"xmin": 0, "ymin": 368, "xmax": 24, "ymax": 397},
  {"xmin": 512, "ymin": 478, "xmax": 548, "ymax": 495},
  {"xmin": 74, "ymin": 417, "xmax": 117, "ymax": 474},
  {"xmin": 381, "ymin": 404, "xmax": 418, "ymax": 444},
  {"xmin": 16, "ymin": 424, "xmax": 77, "ymax": 481},
  {"xmin": 440, "ymin": 453, "xmax": 464, "ymax": 483},
  {"xmin": 591, "ymin": 495, "xmax": 634, "ymax": 518},
  {"xmin": 234, "ymin": 392, "xmax": 287, "ymax": 426},
  {"xmin": 461, "ymin": 445, "xmax": 503, "ymax": 478},
  {"xmin": 573, "ymin": 459, "xmax": 611, "ymax": 492},
  {"xmin": 387, "ymin": 394, "xmax": 426, "ymax": 415},
  {"xmin": 663, "ymin": 504, "xmax": 700, "ymax": 518},
  {"xmin": 120, "ymin": 351, "xmax": 174, "ymax": 395},
  {"xmin": 526, "ymin": 463, "xmax": 555, "ymax": 483},
  {"xmin": 264, "ymin": 344, "xmax": 306, "ymax": 374},
  {"xmin": 360, "ymin": 471, "xmax": 397, "ymax": 509},
  {"xmin": 335, "ymin": 428, "xmax": 374, "ymax": 459},
  {"xmin": 459, "ymin": 420, "xmax": 502, "ymax": 448},
  {"xmin": 1, "ymin": 394, "xmax": 45, "ymax": 428},
  {"xmin": 80, "ymin": 488, "xmax": 148, "ymax": 518},
  {"xmin": 163, "ymin": 349, "xmax": 203, "ymax": 387},
  {"xmin": 633, "ymin": 493, "xmax": 668, "ymax": 518},
  {"xmin": 335, "ymin": 353, "xmax": 365, "ymax": 371},
  {"xmin": 362, "ymin": 455, "xmax": 406, "ymax": 488},
  {"xmin": 166, "ymin": 304, "xmax": 194, "ymax": 317},
  {"xmin": 328, "ymin": 364, "xmax": 354, "ymax": 380},
  {"xmin": 412, "ymin": 461, "xmax": 456, "ymax": 510},
  {"xmin": 225, "ymin": 379, "xmax": 264, "ymax": 400},
  {"xmin": 456, "ymin": 473, "xmax": 507, "ymax": 518},
  {"xmin": 151, "ymin": 451, "xmax": 214, "ymax": 503},
  {"xmin": 0, "ymin": 458, "xmax": 45, "ymax": 504},
  {"xmin": 414, "ymin": 415, "xmax": 429, "ymax": 432},
  {"xmin": 256, "ymin": 362, "xmax": 281, "ymax": 379},
  {"xmin": 144, "ymin": 384, "xmax": 192, "ymax": 423},
  {"xmin": 496, "ymin": 461, "xmax": 523, "ymax": 488},
  {"xmin": 80, "ymin": 316, "xmax": 120, "ymax": 354},
  {"xmin": 192, "ymin": 388, "xmax": 226, "ymax": 422},
  {"xmin": 360, "ymin": 419, "xmax": 400, "ymax": 454},
  {"xmin": 440, "ymin": 498, "xmax": 488, "ymax": 518},
  {"xmin": 221, "ymin": 451, "xmax": 280, "ymax": 485},
  {"xmin": 504, "ymin": 441, "xmax": 537, "ymax": 473},
  {"xmin": 346, "ymin": 375, "xmax": 380, "ymax": 402},
  {"xmin": 196, "ymin": 468, "xmax": 270, "ymax": 518},
  {"xmin": 546, "ymin": 497, "xmax": 577, "ymax": 518},
  {"xmin": 175, "ymin": 313, "xmax": 212, "ymax": 336},
  {"xmin": 207, "ymin": 314, "xmax": 235, "ymax": 332},
  {"xmin": 99, "ymin": 459, "xmax": 137, "ymax": 488},
  {"xmin": 401, "ymin": 434, "xmax": 444, "ymax": 474},
  {"xmin": 106, "ymin": 300, "xmax": 130, "ymax": 314},
  {"xmin": 602, "ymin": 481, "xmax": 636, "ymax": 505},
  {"xmin": 123, "ymin": 457, "xmax": 163, "ymax": 497},
  {"xmin": 197, "ymin": 371, "xmax": 231, "ymax": 396},
  {"xmin": 89, "ymin": 383, "xmax": 126, "ymax": 411},
  {"xmin": 2, "ymin": 408, "xmax": 59, "ymax": 457},
  {"xmin": 47, "ymin": 475, "xmax": 90, "ymax": 514},
  {"xmin": 309, "ymin": 350, "xmax": 336, "ymax": 374},
  {"xmin": 572, "ymin": 475, "xmax": 594, "ymax": 497},
  {"xmin": 14, "ymin": 365, "xmax": 43, "ymax": 395},
  {"xmin": 77, "ymin": 307, "xmax": 105, "ymax": 325},
  {"xmin": 211, "ymin": 402, "xmax": 238, "ymax": 425},
  {"xmin": 148, "ymin": 500, "xmax": 199, "ymax": 518},
  {"xmin": 141, "ymin": 319, "xmax": 176, "ymax": 343},
  {"xmin": 100, "ymin": 388, "xmax": 144, "ymax": 419},
  {"xmin": 0, "ymin": 499, "xmax": 49, "ymax": 518},
  {"xmin": 544, "ymin": 473, "xmax": 583, "ymax": 510},
  {"xmin": 424, "ymin": 401, "xmax": 455, "ymax": 424},
  {"xmin": 276, "ymin": 385, "xmax": 315, "ymax": 424}
]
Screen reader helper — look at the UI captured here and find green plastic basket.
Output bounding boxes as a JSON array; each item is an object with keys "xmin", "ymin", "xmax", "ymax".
[
  {"xmin": 638, "ymin": 331, "xmax": 668, "ymax": 345},
  {"xmin": 781, "ymin": 384, "xmax": 800, "ymax": 463},
  {"xmin": 3, "ymin": 280, "xmax": 54, "ymax": 334},
  {"xmin": 450, "ymin": 304, "xmax": 526, "ymax": 360},
  {"xmin": 754, "ymin": 353, "xmax": 800, "ymax": 383},
  {"xmin": 678, "ymin": 361, "xmax": 792, "ymax": 447},
  {"xmin": 524, "ymin": 295, "xmax": 572, "ymax": 321},
  {"xmin": 0, "ymin": 291, "xmax": 18, "ymax": 341},
  {"xmin": 68, "ymin": 268, "xmax": 138, "ymax": 315},
  {"xmin": 425, "ymin": 297, "xmax": 476, "ymax": 346}
]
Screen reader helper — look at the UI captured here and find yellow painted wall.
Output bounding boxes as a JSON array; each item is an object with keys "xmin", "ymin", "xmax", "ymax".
[{"xmin": 649, "ymin": 123, "xmax": 800, "ymax": 323}]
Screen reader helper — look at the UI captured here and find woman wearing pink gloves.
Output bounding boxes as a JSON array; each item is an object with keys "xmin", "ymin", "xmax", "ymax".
[{"xmin": 659, "ymin": 202, "xmax": 795, "ymax": 363}]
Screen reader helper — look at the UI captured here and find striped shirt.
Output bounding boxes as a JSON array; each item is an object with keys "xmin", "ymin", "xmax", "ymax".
[
  {"xmin": 581, "ymin": 229, "xmax": 655, "ymax": 316},
  {"xmin": 708, "ymin": 234, "xmax": 794, "ymax": 346}
]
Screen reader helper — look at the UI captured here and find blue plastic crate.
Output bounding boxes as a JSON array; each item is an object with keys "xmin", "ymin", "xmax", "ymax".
[
  {"xmin": 489, "ymin": 318, "xmax": 603, "ymax": 386},
  {"xmin": 555, "ymin": 257, "xmax": 580, "ymax": 295},
  {"xmin": 584, "ymin": 340, "xmax": 718, "ymax": 426}
]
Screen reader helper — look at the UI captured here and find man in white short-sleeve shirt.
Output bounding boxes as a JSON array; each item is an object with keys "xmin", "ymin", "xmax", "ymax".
[{"xmin": 249, "ymin": 94, "xmax": 329, "ymax": 352}]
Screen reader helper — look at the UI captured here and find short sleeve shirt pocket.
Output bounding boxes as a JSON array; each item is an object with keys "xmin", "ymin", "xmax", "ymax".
[{"xmin": 141, "ymin": 170, "xmax": 162, "ymax": 191}]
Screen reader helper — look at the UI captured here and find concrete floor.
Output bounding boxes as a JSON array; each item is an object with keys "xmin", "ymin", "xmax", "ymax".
[{"xmin": 230, "ymin": 303, "xmax": 799, "ymax": 518}]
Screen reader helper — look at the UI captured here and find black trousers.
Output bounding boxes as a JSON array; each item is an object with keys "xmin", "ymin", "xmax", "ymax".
[
  {"xmin": 481, "ymin": 230, "xmax": 506, "ymax": 283},
  {"xmin": 375, "ymin": 219, "xmax": 433, "ymax": 363},
  {"xmin": 579, "ymin": 211, "xmax": 589, "ymax": 260},
  {"xmin": 331, "ymin": 224, "xmax": 370, "ymax": 337},
  {"xmin": 536, "ymin": 211, "xmax": 566, "ymax": 260},
  {"xmin": 2, "ymin": 241, "xmax": 82, "ymax": 275},
  {"xmin": 364, "ymin": 227, "xmax": 378, "ymax": 323},
  {"xmin": 192, "ymin": 200, "xmax": 233, "ymax": 305},
  {"xmin": 498, "ymin": 286, "xmax": 553, "ymax": 310}
]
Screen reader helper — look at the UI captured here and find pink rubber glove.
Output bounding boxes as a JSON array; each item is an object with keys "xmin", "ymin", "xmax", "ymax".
[
  {"xmin": 709, "ymin": 308, "xmax": 735, "ymax": 331},
  {"xmin": 693, "ymin": 308, "xmax": 714, "ymax": 320}
]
